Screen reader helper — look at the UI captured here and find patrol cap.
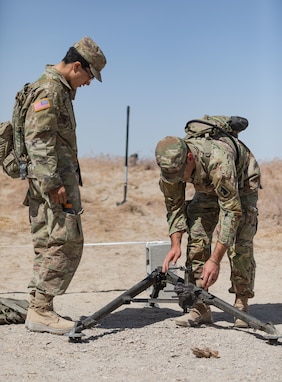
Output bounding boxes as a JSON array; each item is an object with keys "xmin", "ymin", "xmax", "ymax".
[
  {"xmin": 73, "ymin": 36, "xmax": 106, "ymax": 82},
  {"xmin": 155, "ymin": 136, "xmax": 188, "ymax": 183}
]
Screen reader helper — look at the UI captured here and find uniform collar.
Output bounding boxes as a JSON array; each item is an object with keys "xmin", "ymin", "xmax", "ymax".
[{"xmin": 44, "ymin": 65, "xmax": 77, "ymax": 99}]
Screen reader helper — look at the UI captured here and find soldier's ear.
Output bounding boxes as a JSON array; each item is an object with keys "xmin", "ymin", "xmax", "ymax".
[{"xmin": 73, "ymin": 61, "xmax": 82, "ymax": 73}]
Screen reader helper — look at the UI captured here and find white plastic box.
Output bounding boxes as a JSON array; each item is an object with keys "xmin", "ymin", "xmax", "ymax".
[{"xmin": 145, "ymin": 241, "xmax": 177, "ymax": 299}]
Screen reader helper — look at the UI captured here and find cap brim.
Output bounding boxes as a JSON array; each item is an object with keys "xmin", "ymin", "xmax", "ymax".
[
  {"xmin": 90, "ymin": 64, "xmax": 102, "ymax": 82},
  {"xmin": 161, "ymin": 161, "xmax": 186, "ymax": 183}
]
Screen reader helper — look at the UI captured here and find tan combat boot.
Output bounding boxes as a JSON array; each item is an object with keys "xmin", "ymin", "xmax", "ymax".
[
  {"xmin": 25, "ymin": 291, "xmax": 74, "ymax": 335},
  {"xmin": 234, "ymin": 295, "xmax": 249, "ymax": 328},
  {"xmin": 28, "ymin": 290, "xmax": 53, "ymax": 310},
  {"xmin": 175, "ymin": 302, "xmax": 213, "ymax": 327}
]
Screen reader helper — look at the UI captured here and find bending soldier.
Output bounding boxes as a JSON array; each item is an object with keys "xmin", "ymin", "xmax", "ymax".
[{"xmin": 155, "ymin": 115, "xmax": 261, "ymax": 328}]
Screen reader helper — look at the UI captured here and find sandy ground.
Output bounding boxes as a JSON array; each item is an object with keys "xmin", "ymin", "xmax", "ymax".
[{"xmin": 0, "ymin": 157, "xmax": 281, "ymax": 382}]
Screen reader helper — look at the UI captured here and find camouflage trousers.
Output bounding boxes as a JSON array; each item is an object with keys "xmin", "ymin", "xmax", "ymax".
[
  {"xmin": 25, "ymin": 178, "xmax": 84, "ymax": 296},
  {"xmin": 186, "ymin": 191, "xmax": 258, "ymax": 298}
]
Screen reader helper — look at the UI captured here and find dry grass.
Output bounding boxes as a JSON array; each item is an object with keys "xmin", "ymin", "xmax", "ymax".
[
  {"xmin": 0, "ymin": 157, "xmax": 281, "ymax": 245},
  {"xmin": 258, "ymin": 159, "xmax": 282, "ymax": 225}
]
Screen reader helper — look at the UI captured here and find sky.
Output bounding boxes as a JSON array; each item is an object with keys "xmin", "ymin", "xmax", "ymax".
[{"xmin": 0, "ymin": 0, "xmax": 281, "ymax": 162}]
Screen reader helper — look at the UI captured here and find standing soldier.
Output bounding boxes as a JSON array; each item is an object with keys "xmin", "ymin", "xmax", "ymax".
[
  {"xmin": 155, "ymin": 115, "xmax": 261, "ymax": 328},
  {"xmin": 23, "ymin": 37, "xmax": 106, "ymax": 334}
]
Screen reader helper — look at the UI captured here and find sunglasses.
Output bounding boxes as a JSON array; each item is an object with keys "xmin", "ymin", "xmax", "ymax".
[{"xmin": 84, "ymin": 66, "xmax": 95, "ymax": 81}]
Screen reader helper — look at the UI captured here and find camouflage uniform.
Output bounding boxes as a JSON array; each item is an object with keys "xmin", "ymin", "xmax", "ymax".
[
  {"xmin": 24, "ymin": 65, "xmax": 84, "ymax": 296},
  {"xmin": 20, "ymin": 36, "xmax": 107, "ymax": 335},
  {"xmin": 156, "ymin": 125, "xmax": 261, "ymax": 298}
]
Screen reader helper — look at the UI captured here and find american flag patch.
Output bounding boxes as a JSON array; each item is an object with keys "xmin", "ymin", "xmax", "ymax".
[{"xmin": 33, "ymin": 98, "xmax": 51, "ymax": 112}]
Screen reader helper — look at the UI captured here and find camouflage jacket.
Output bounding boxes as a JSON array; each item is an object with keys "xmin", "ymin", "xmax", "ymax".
[
  {"xmin": 25, "ymin": 65, "xmax": 81, "ymax": 193},
  {"xmin": 159, "ymin": 136, "xmax": 261, "ymax": 246}
]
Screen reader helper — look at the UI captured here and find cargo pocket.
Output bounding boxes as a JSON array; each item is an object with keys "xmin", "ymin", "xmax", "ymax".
[
  {"xmin": 49, "ymin": 209, "xmax": 83, "ymax": 245},
  {"xmin": 64, "ymin": 212, "xmax": 83, "ymax": 243},
  {"xmin": 238, "ymin": 206, "xmax": 258, "ymax": 241}
]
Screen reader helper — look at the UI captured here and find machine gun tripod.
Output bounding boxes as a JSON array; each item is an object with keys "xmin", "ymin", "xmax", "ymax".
[{"xmin": 67, "ymin": 267, "xmax": 280, "ymax": 344}]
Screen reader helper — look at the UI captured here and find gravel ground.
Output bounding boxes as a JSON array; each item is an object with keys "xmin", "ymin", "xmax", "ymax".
[
  {"xmin": 0, "ymin": 270, "xmax": 281, "ymax": 382},
  {"xmin": 0, "ymin": 159, "xmax": 281, "ymax": 381}
]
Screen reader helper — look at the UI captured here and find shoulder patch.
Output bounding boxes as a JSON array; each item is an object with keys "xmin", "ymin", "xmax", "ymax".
[{"xmin": 33, "ymin": 98, "xmax": 51, "ymax": 112}]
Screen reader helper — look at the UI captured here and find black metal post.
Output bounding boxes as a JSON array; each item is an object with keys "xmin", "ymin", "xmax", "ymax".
[{"xmin": 117, "ymin": 105, "xmax": 130, "ymax": 206}]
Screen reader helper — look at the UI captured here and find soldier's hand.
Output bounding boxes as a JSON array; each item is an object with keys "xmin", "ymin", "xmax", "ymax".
[
  {"xmin": 162, "ymin": 232, "xmax": 184, "ymax": 273},
  {"xmin": 201, "ymin": 259, "xmax": 220, "ymax": 290},
  {"xmin": 162, "ymin": 247, "xmax": 181, "ymax": 273}
]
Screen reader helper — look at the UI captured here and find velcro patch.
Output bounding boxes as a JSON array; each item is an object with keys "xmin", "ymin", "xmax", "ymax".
[
  {"xmin": 218, "ymin": 185, "xmax": 231, "ymax": 198},
  {"xmin": 33, "ymin": 98, "xmax": 51, "ymax": 112}
]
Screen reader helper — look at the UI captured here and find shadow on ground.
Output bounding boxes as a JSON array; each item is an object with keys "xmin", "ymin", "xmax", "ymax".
[
  {"xmin": 72, "ymin": 302, "xmax": 282, "ymax": 344},
  {"xmin": 212, "ymin": 303, "xmax": 282, "ymax": 326}
]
